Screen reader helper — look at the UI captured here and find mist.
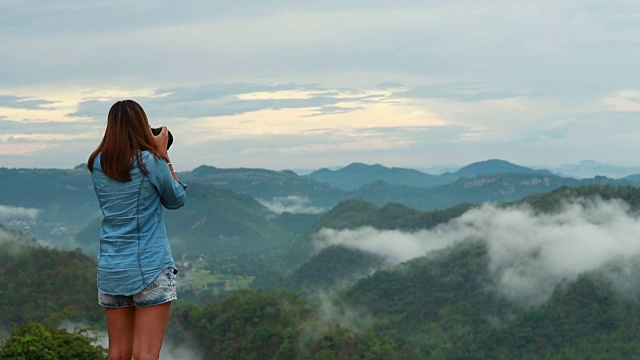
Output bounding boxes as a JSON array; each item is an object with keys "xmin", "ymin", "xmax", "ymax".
[
  {"xmin": 92, "ymin": 327, "xmax": 203, "ymax": 360},
  {"xmin": 0, "ymin": 205, "xmax": 39, "ymax": 220},
  {"xmin": 314, "ymin": 198, "xmax": 640, "ymax": 305},
  {"xmin": 258, "ymin": 195, "xmax": 325, "ymax": 214}
]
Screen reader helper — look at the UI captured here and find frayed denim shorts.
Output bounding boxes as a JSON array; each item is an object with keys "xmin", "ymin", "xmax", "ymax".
[{"xmin": 98, "ymin": 267, "xmax": 178, "ymax": 308}]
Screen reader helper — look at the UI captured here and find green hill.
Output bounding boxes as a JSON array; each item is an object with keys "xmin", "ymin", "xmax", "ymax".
[
  {"xmin": 2, "ymin": 164, "xmax": 637, "ymax": 277},
  {"xmin": 0, "ymin": 167, "xmax": 99, "ymax": 247},
  {"xmin": 179, "ymin": 165, "xmax": 346, "ymax": 209},
  {"xmin": 351, "ymin": 173, "xmax": 633, "ymax": 211},
  {"xmin": 259, "ymin": 200, "xmax": 473, "ymax": 290},
  {"xmin": 518, "ymin": 183, "xmax": 640, "ymax": 212},
  {"xmin": 171, "ymin": 289, "xmax": 418, "ymax": 359},
  {"xmin": 76, "ymin": 182, "xmax": 301, "ymax": 267},
  {"xmin": 340, "ymin": 241, "xmax": 508, "ymax": 357},
  {"xmin": 5, "ymin": 184, "xmax": 640, "ymax": 358},
  {"xmin": 481, "ymin": 273, "xmax": 640, "ymax": 359},
  {"xmin": 0, "ymin": 224, "xmax": 101, "ymax": 332},
  {"xmin": 307, "ymin": 162, "xmax": 447, "ymax": 190},
  {"xmin": 336, "ymin": 237, "xmax": 640, "ymax": 358},
  {"xmin": 325, "ymin": 184, "xmax": 640, "ymax": 358},
  {"xmin": 285, "ymin": 245, "xmax": 385, "ymax": 293},
  {"xmin": 442, "ymin": 158, "xmax": 554, "ymax": 179},
  {"xmin": 284, "ymin": 184, "xmax": 640, "ymax": 293}
]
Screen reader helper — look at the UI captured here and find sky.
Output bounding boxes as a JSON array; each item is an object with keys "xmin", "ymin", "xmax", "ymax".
[{"xmin": 2, "ymin": 0, "xmax": 640, "ymax": 173}]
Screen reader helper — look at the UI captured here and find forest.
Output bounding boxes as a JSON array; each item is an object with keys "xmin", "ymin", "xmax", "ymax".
[{"xmin": 3, "ymin": 184, "xmax": 640, "ymax": 359}]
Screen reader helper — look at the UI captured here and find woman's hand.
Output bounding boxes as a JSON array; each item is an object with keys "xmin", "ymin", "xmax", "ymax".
[{"xmin": 152, "ymin": 126, "xmax": 170, "ymax": 159}]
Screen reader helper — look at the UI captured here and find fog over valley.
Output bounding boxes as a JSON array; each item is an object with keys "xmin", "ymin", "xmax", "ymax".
[
  {"xmin": 315, "ymin": 198, "xmax": 640, "ymax": 306},
  {"xmin": 0, "ymin": 205, "xmax": 40, "ymax": 221},
  {"xmin": 3, "ymin": 162, "xmax": 640, "ymax": 358},
  {"xmin": 258, "ymin": 195, "xmax": 326, "ymax": 214}
]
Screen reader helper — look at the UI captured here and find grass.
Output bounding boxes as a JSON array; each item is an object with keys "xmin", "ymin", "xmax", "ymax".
[{"xmin": 179, "ymin": 269, "xmax": 254, "ymax": 295}]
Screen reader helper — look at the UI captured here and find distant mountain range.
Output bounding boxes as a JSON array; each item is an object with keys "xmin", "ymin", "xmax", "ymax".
[
  {"xmin": 0, "ymin": 158, "xmax": 638, "ymax": 262},
  {"xmin": 4, "ymin": 159, "xmax": 640, "ymax": 359},
  {"xmin": 443, "ymin": 159, "xmax": 554, "ymax": 178},
  {"xmin": 547, "ymin": 160, "xmax": 640, "ymax": 179},
  {"xmin": 417, "ymin": 159, "xmax": 640, "ymax": 179},
  {"xmin": 306, "ymin": 159, "xmax": 555, "ymax": 190},
  {"xmin": 183, "ymin": 159, "xmax": 636, "ymax": 212},
  {"xmin": 307, "ymin": 162, "xmax": 447, "ymax": 190},
  {"xmin": 272, "ymin": 183, "xmax": 640, "ymax": 295}
]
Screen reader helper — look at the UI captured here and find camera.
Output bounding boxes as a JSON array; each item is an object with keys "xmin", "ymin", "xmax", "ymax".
[{"xmin": 151, "ymin": 127, "xmax": 173, "ymax": 150}]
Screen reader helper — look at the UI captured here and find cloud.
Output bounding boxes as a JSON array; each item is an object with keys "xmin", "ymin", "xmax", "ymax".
[
  {"xmin": 602, "ymin": 90, "xmax": 640, "ymax": 112},
  {"xmin": 474, "ymin": 199, "xmax": 640, "ymax": 305},
  {"xmin": 67, "ymin": 84, "xmax": 389, "ymax": 120},
  {"xmin": 314, "ymin": 198, "xmax": 640, "ymax": 306},
  {"xmin": 299, "ymin": 292, "xmax": 374, "ymax": 345},
  {"xmin": 258, "ymin": 196, "xmax": 325, "ymax": 214},
  {"xmin": 0, "ymin": 95, "xmax": 56, "ymax": 109},
  {"xmin": 399, "ymin": 83, "xmax": 524, "ymax": 102},
  {"xmin": 3, "ymin": 0, "xmax": 640, "ymax": 171},
  {"xmin": 375, "ymin": 81, "xmax": 403, "ymax": 90},
  {"xmin": 314, "ymin": 227, "xmax": 454, "ymax": 265},
  {"xmin": 0, "ymin": 205, "xmax": 40, "ymax": 220},
  {"xmin": 304, "ymin": 105, "xmax": 367, "ymax": 117},
  {"xmin": 91, "ymin": 326, "xmax": 203, "ymax": 360}
]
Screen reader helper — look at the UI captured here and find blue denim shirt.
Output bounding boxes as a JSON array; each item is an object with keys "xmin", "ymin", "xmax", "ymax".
[{"xmin": 91, "ymin": 151, "xmax": 187, "ymax": 296}]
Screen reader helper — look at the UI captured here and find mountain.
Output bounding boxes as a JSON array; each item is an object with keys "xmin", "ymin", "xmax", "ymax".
[
  {"xmin": 340, "ymin": 241, "xmax": 506, "ymax": 356},
  {"xmin": 350, "ymin": 172, "xmax": 632, "ymax": 211},
  {"xmin": 306, "ymin": 159, "xmax": 559, "ymax": 193},
  {"xmin": 75, "ymin": 182, "xmax": 304, "ymax": 263},
  {"xmin": 307, "ymin": 162, "xmax": 447, "ymax": 190},
  {"xmin": 329, "ymin": 185, "xmax": 640, "ymax": 357},
  {"xmin": 260, "ymin": 199, "xmax": 473, "ymax": 290},
  {"xmin": 0, "ymin": 166, "xmax": 317, "ymax": 260},
  {"xmin": 180, "ymin": 162, "xmax": 630, "ymax": 215},
  {"xmin": 0, "ymin": 167, "xmax": 99, "ymax": 246},
  {"xmin": 179, "ymin": 165, "xmax": 346, "ymax": 210},
  {"xmin": 0, "ymin": 167, "xmax": 96, "ymax": 219},
  {"xmin": 3, "ymin": 161, "xmax": 637, "ymax": 261},
  {"xmin": 0, "ymin": 225, "xmax": 101, "ymax": 332},
  {"xmin": 518, "ymin": 183, "xmax": 640, "ymax": 212},
  {"xmin": 623, "ymin": 173, "xmax": 640, "ymax": 183},
  {"xmin": 269, "ymin": 198, "xmax": 380, "ymax": 275},
  {"xmin": 550, "ymin": 160, "xmax": 640, "ymax": 179},
  {"xmin": 441, "ymin": 159, "xmax": 554, "ymax": 179},
  {"xmin": 277, "ymin": 183, "xmax": 640, "ymax": 292},
  {"xmin": 337, "ymin": 239, "xmax": 640, "ymax": 358},
  {"xmin": 8, "ymin": 184, "xmax": 640, "ymax": 358},
  {"xmin": 285, "ymin": 245, "xmax": 385, "ymax": 293}
]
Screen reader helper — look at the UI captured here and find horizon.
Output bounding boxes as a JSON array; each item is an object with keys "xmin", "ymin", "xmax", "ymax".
[
  {"xmin": 3, "ymin": 2, "xmax": 640, "ymax": 172},
  {"xmin": 2, "ymin": 157, "xmax": 640, "ymax": 179}
]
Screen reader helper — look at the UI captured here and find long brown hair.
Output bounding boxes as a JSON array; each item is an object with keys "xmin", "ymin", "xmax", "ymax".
[{"xmin": 87, "ymin": 100, "xmax": 163, "ymax": 182}]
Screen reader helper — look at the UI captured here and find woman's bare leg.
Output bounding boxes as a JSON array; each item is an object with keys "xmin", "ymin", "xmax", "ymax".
[
  {"xmin": 105, "ymin": 307, "xmax": 135, "ymax": 360},
  {"xmin": 132, "ymin": 302, "xmax": 172, "ymax": 360}
]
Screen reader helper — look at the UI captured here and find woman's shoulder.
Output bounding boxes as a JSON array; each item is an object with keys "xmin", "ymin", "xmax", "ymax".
[
  {"xmin": 140, "ymin": 150, "xmax": 164, "ymax": 167},
  {"xmin": 92, "ymin": 153, "xmax": 102, "ymax": 168}
]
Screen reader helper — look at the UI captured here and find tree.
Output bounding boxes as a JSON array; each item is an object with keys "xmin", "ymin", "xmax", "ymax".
[{"xmin": 0, "ymin": 321, "xmax": 107, "ymax": 360}]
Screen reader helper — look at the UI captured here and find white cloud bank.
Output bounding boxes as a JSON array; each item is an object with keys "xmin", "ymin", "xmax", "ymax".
[
  {"xmin": 259, "ymin": 196, "xmax": 325, "ymax": 214},
  {"xmin": 4, "ymin": 1, "xmax": 640, "ymax": 171},
  {"xmin": 0, "ymin": 205, "xmax": 40, "ymax": 220},
  {"xmin": 314, "ymin": 198, "xmax": 640, "ymax": 305}
]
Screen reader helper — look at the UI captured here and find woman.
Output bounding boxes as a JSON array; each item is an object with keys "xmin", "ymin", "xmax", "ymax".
[{"xmin": 87, "ymin": 100, "xmax": 187, "ymax": 360}]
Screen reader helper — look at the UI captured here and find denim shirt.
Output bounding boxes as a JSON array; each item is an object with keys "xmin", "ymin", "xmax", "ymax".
[{"xmin": 91, "ymin": 151, "xmax": 187, "ymax": 296}]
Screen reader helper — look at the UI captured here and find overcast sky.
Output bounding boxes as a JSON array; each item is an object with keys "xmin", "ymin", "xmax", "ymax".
[{"xmin": 2, "ymin": 0, "xmax": 640, "ymax": 173}]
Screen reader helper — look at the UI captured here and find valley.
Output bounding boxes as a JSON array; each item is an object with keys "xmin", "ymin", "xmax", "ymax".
[{"xmin": 2, "ymin": 159, "xmax": 640, "ymax": 358}]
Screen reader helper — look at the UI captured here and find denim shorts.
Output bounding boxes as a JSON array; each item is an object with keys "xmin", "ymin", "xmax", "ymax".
[{"xmin": 98, "ymin": 267, "xmax": 178, "ymax": 308}]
